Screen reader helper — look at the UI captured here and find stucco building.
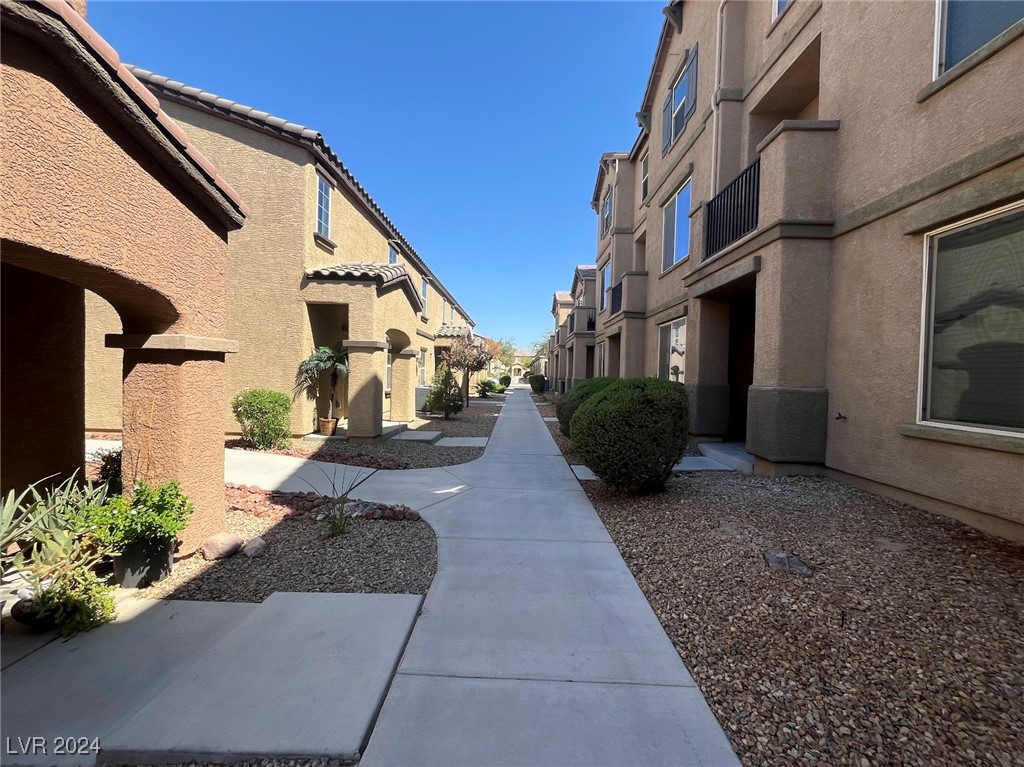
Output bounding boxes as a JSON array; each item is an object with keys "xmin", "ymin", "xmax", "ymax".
[
  {"xmin": 85, "ymin": 68, "xmax": 475, "ymax": 441},
  {"xmin": 1, "ymin": 0, "xmax": 249, "ymax": 551},
  {"xmin": 550, "ymin": 0, "xmax": 1023, "ymax": 539}
]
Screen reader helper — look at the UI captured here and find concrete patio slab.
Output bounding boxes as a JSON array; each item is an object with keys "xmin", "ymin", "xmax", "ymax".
[
  {"xmin": 224, "ymin": 448, "xmax": 376, "ymax": 494},
  {"xmin": 435, "ymin": 436, "xmax": 488, "ymax": 447},
  {"xmin": 398, "ymin": 538, "xmax": 692, "ymax": 685},
  {"xmin": 0, "ymin": 622, "xmax": 58, "ymax": 670},
  {"xmin": 543, "ymin": 416, "xmax": 558, "ymax": 422},
  {"xmin": 674, "ymin": 456, "xmax": 735, "ymax": 472},
  {"xmin": 698, "ymin": 442, "xmax": 754, "ymax": 475},
  {"xmin": 360, "ymin": 675, "xmax": 740, "ymax": 767},
  {"xmin": 350, "ymin": 466, "xmax": 471, "ymax": 511},
  {"xmin": 571, "ymin": 464, "xmax": 598, "ymax": 480},
  {"xmin": 100, "ymin": 592, "xmax": 422, "ymax": 766},
  {"xmin": 1, "ymin": 599, "xmax": 256, "ymax": 767},
  {"xmin": 444, "ymin": 454, "xmax": 580, "ymax": 490},
  {"xmin": 418, "ymin": 487, "xmax": 612, "ymax": 543},
  {"xmin": 389, "ymin": 430, "xmax": 442, "ymax": 443}
]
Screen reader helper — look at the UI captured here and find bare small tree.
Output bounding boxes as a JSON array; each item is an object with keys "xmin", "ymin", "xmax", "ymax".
[{"xmin": 441, "ymin": 334, "xmax": 493, "ymax": 407}]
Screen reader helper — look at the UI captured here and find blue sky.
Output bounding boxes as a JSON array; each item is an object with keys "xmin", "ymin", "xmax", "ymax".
[{"xmin": 91, "ymin": 1, "xmax": 662, "ymax": 349}]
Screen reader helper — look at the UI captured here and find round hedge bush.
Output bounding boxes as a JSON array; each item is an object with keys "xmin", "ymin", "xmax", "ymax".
[
  {"xmin": 570, "ymin": 377, "xmax": 689, "ymax": 494},
  {"xmin": 231, "ymin": 388, "xmax": 292, "ymax": 450},
  {"xmin": 499, "ymin": 374, "xmax": 512, "ymax": 387},
  {"xmin": 555, "ymin": 377, "xmax": 616, "ymax": 438},
  {"xmin": 528, "ymin": 374, "xmax": 546, "ymax": 393}
]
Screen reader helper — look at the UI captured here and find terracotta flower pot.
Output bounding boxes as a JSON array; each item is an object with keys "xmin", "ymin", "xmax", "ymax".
[{"xmin": 318, "ymin": 417, "xmax": 338, "ymax": 436}]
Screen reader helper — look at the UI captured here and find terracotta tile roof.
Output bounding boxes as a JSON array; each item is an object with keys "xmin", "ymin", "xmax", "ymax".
[
  {"xmin": 127, "ymin": 65, "xmax": 473, "ymax": 325},
  {"xmin": 434, "ymin": 324, "xmax": 472, "ymax": 338},
  {"xmin": 304, "ymin": 262, "xmax": 424, "ymax": 312},
  {"xmin": 14, "ymin": 1, "xmax": 250, "ymax": 225}
]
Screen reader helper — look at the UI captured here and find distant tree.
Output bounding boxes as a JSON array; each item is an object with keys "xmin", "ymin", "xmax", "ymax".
[
  {"xmin": 482, "ymin": 337, "xmax": 504, "ymax": 364},
  {"xmin": 441, "ymin": 335, "xmax": 493, "ymax": 407},
  {"xmin": 495, "ymin": 336, "xmax": 518, "ymax": 370}
]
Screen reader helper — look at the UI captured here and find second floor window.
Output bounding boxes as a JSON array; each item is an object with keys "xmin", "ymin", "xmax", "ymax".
[
  {"xmin": 601, "ymin": 190, "xmax": 613, "ymax": 235},
  {"xmin": 772, "ymin": 0, "xmax": 789, "ymax": 20},
  {"xmin": 936, "ymin": 0, "xmax": 1024, "ymax": 75},
  {"xmin": 421, "ymin": 278, "xmax": 429, "ymax": 303},
  {"xmin": 601, "ymin": 263, "xmax": 611, "ymax": 310},
  {"xmin": 641, "ymin": 153, "xmax": 650, "ymax": 201},
  {"xmin": 662, "ymin": 45, "xmax": 698, "ymax": 153},
  {"xmin": 418, "ymin": 348, "xmax": 427, "ymax": 386},
  {"xmin": 316, "ymin": 176, "xmax": 331, "ymax": 238},
  {"xmin": 662, "ymin": 179, "xmax": 692, "ymax": 271},
  {"xmin": 389, "ymin": 245, "xmax": 398, "ymax": 264}
]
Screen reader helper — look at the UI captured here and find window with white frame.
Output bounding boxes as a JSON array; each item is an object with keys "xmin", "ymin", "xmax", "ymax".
[
  {"xmin": 316, "ymin": 176, "xmax": 331, "ymax": 238},
  {"xmin": 641, "ymin": 153, "xmax": 650, "ymax": 201},
  {"xmin": 935, "ymin": 0, "xmax": 1024, "ymax": 75},
  {"xmin": 920, "ymin": 202, "xmax": 1024, "ymax": 434},
  {"xmin": 386, "ymin": 347, "xmax": 393, "ymax": 392},
  {"xmin": 658, "ymin": 318, "xmax": 687, "ymax": 382},
  {"xmin": 601, "ymin": 263, "xmax": 611, "ymax": 310},
  {"xmin": 772, "ymin": 0, "xmax": 790, "ymax": 20},
  {"xmin": 421, "ymin": 278, "xmax": 428, "ymax": 302},
  {"xmin": 601, "ymin": 189, "xmax": 613, "ymax": 236},
  {"xmin": 661, "ymin": 45, "xmax": 697, "ymax": 153},
  {"xmin": 418, "ymin": 348, "xmax": 427, "ymax": 386},
  {"xmin": 662, "ymin": 179, "xmax": 692, "ymax": 271},
  {"xmin": 597, "ymin": 342, "xmax": 606, "ymax": 377},
  {"xmin": 389, "ymin": 245, "xmax": 398, "ymax": 264}
]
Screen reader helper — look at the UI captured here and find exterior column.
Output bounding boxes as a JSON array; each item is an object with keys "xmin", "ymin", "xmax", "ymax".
[
  {"xmin": 686, "ymin": 297, "xmax": 731, "ymax": 436},
  {"xmin": 390, "ymin": 350, "xmax": 417, "ymax": 422},
  {"xmin": 114, "ymin": 335, "xmax": 236, "ymax": 555},
  {"xmin": 0, "ymin": 265, "xmax": 85, "ymax": 493},
  {"xmin": 571, "ymin": 340, "xmax": 590, "ymax": 387},
  {"xmin": 344, "ymin": 340, "xmax": 386, "ymax": 441}
]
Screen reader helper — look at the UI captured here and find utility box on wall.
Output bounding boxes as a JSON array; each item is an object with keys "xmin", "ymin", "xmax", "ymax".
[{"xmin": 415, "ymin": 385, "xmax": 431, "ymax": 411}]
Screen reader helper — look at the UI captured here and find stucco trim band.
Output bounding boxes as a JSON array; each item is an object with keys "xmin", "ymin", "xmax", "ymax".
[
  {"xmin": 690, "ymin": 256, "xmax": 762, "ymax": 298},
  {"xmin": 755, "ymin": 119, "xmax": 841, "ymax": 155},
  {"xmin": 902, "ymin": 170, "xmax": 1024, "ymax": 235},
  {"xmin": 342, "ymin": 340, "xmax": 389, "ymax": 351},
  {"xmin": 916, "ymin": 19, "xmax": 1024, "ymax": 104},
  {"xmin": 898, "ymin": 424, "xmax": 1024, "ymax": 456},
  {"xmin": 746, "ymin": 385, "xmax": 828, "ymax": 464},
  {"xmin": 105, "ymin": 334, "xmax": 238, "ymax": 353},
  {"xmin": 686, "ymin": 221, "xmax": 832, "ymax": 286},
  {"xmin": 416, "ymin": 329, "xmax": 436, "ymax": 341}
]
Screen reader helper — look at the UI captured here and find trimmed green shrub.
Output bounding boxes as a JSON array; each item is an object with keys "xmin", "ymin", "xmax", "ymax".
[
  {"xmin": 528, "ymin": 374, "xmax": 546, "ymax": 393},
  {"xmin": 555, "ymin": 377, "xmax": 615, "ymax": 438},
  {"xmin": 499, "ymin": 374, "xmax": 512, "ymax": 387},
  {"xmin": 570, "ymin": 378, "xmax": 689, "ymax": 494},
  {"xmin": 475, "ymin": 379, "xmax": 497, "ymax": 398},
  {"xmin": 94, "ymin": 447, "xmax": 123, "ymax": 494},
  {"xmin": 425, "ymin": 364, "xmax": 463, "ymax": 419},
  {"xmin": 231, "ymin": 388, "xmax": 292, "ymax": 449},
  {"xmin": 76, "ymin": 480, "xmax": 193, "ymax": 551}
]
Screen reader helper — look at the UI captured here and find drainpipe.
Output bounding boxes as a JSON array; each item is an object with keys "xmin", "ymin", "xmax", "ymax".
[{"xmin": 711, "ymin": 0, "xmax": 729, "ymax": 194}]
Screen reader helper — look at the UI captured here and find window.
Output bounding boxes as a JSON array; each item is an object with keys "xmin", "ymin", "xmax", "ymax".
[
  {"xmin": 920, "ymin": 202, "xmax": 1024, "ymax": 434},
  {"xmin": 641, "ymin": 153, "xmax": 650, "ymax": 201},
  {"xmin": 935, "ymin": 0, "xmax": 1024, "ymax": 75},
  {"xmin": 389, "ymin": 245, "xmax": 398, "ymax": 264},
  {"xmin": 661, "ymin": 45, "xmax": 698, "ymax": 153},
  {"xmin": 658, "ymin": 318, "xmax": 687, "ymax": 382},
  {"xmin": 662, "ymin": 179, "xmax": 692, "ymax": 271},
  {"xmin": 421, "ymin": 278, "xmax": 428, "ymax": 301},
  {"xmin": 386, "ymin": 347, "xmax": 393, "ymax": 392},
  {"xmin": 418, "ymin": 348, "xmax": 427, "ymax": 386},
  {"xmin": 597, "ymin": 343, "xmax": 606, "ymax": 377},
  {"xmin": 772, "ymin": 0, "xmax": 790, "ymax": 20},
  {"xmin": 601, "ymin": 189, "xmax": 613, "ymax": 236},
  {"xmin": 601, "ymin": 263, "xmax": 611, "ymax": 310},
  {"xmin": 316, "ymin": 176, "xmax": 331, "ymax": 238}
]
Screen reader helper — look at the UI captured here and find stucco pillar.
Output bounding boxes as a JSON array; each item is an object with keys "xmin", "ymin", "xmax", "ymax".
[
  {"xmin": 344, "ymin": 340, "xmax": 385, "ymax": 441},
  {"xmin": 0, "ymin": 264, "xmax": 85, "ymax": 493},
  {"xmin": 390, "ymin": 350, "xmax": 417, "ymax": 422},
  {"xmin": 570, "ymin": 340, "xmax": 591, "ymax": 388},
  {"xmin": 686, "ymin": 297, "xmax": 731, "ymax": 436},
  {"xmin": 620, "ymin": 318, "xmax": 646, "ymax": 378},
  {"xmin": 118, "ymin": 344, "xmax": 231, "ymax": 555}
]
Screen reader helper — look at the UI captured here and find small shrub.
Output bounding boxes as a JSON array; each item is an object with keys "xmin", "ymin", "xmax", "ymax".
[
  {"xmin": 528, "ymin": 374, "xmax": 546, "ymax": 393},
  {"xmin": 570, "ymin": 377, "xmax": 689, "ymax": 494},
  {"xmin": 555, "ymin": 377, "xmax": 616, "ymax": 438},
  {"xmin": 495, "ymin": 384, "xmax": 506, "ymax": 394},
  {"xmin": 475, "ymin": 379, "xmax": 497, "ymax": 398},
  {"xmin": 424, "ymin": 364, "xmax": 464, "ymax": 419},
  {"xmin": 32, "ymin": 567, "xmax": 117, "ymax": 637},
  {"xmin": 94, "ymin": 448, "xmax": 123, "ymax": 494},
  {"xmin": 77, "ymin": 480, "xmax": 193, "ymax": 551},
  {"xmin": 231, "ymin": 388, "xmax": 292, "ymax": 450},
  {"xmin": 499, "ymin": 374, "xmax": 512, "ymax": 387}
]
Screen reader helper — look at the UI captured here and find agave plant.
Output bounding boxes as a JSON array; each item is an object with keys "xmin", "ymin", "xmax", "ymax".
[{"xmin": 294, "ymin": 345, "xmax": 349, "ymax": 423}]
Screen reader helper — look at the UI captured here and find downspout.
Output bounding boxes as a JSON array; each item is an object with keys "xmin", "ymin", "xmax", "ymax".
[{"xmin": 711, "ymin": 0, "xmax": 729, "ymax": 194}]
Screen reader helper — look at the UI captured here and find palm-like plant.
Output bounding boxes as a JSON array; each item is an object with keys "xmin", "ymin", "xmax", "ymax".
[{"xmin": 295, "ymin": 345, "xmax": 349, "ymax": 422}]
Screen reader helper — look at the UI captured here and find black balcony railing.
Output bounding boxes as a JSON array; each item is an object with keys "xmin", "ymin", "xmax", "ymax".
[
  {"xmin": 704, "ymin": 157, "xmax": 760, "ymax": 259},
  {"xmin": 568, "ymin": 307, "xmax": 595, "ymax": 335},
  {"xmin": 610, "ymin": 282, "xmax": 623, "ymax": 315}
]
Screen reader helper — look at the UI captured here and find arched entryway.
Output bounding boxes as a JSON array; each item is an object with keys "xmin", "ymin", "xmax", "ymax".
[{"xmin": 385, "ymin": 329, "xmax": 416, "ymax": 422}]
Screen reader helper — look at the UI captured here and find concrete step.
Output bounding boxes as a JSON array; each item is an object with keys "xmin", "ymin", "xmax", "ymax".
[
  {"xmin": 697, "ymin": 442, "xmax": 754, "ymax": 474},
  {"xmin": 100, "ymin": 592, "xmax": 422, "ymax": 766},
  {"xmin": 390, "ymin": 430, "xmax": 442, "ymax": 443},
  {"xmin": 673, "ymin": 456, "xmax": 735, "ymax": 473}
]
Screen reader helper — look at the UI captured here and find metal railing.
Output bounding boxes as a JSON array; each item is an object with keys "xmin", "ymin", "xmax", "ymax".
[
  {"xmin": 704, "ymin": 157, "xmax": 760, "ymax": 259},
  {"xmin": 569, "ymin": 307, "xmax": 595, "ymax": 334},
  {"xmin": 610, "ymin": 282, "xmax": 623, "ymax": 315}
]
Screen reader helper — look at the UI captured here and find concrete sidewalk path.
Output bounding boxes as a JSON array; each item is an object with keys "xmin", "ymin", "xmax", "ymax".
[{"xmin": 358, "ymin": 387, "xmax": 740, "ymax": 767}]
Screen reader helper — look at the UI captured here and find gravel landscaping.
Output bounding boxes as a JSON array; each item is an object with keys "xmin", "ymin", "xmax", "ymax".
[
  {"xmin": 583, "ymin": 473, "xmax": 1024, "ymax": 767},
  {"xmin": 404, "ymin": 404, "xmax": 502, "ymax": 437},
  {"xmin": 229, "ymin": 439, "xmax": 484, "ymax": 470}
]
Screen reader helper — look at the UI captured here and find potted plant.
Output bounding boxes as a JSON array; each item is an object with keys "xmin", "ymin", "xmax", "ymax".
[
  {"xmin": 295, "ymin": 344, "xmax": 349, "ymax": 435},
  {"xmin": 82, "ymin": 480, "xmax": 193, "ymax": 588}
]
